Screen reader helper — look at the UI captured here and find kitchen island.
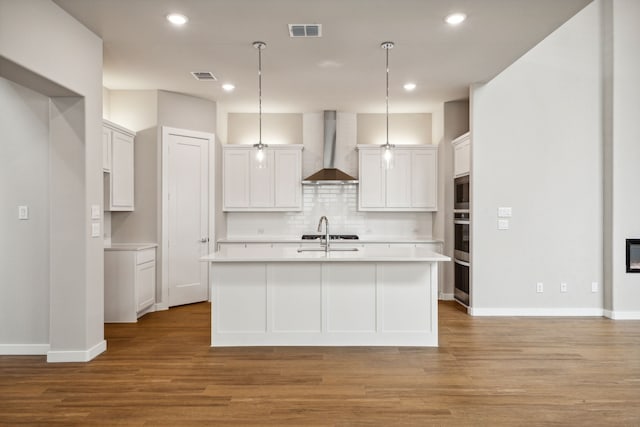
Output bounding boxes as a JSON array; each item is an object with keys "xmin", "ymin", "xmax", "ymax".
[{"xmin": 202, "ymin": 245, "xmax": 449, "ymax": 347}]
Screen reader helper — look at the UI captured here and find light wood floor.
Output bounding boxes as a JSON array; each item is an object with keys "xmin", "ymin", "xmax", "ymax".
[{"xmin": 1, "ymin": 301, "xmax": 640, "ymax": 426}]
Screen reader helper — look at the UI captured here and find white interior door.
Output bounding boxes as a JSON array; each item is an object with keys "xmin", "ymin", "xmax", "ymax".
[{"xmin": 167, "ymin": 132, "xmax": 209, "ymax": 307}]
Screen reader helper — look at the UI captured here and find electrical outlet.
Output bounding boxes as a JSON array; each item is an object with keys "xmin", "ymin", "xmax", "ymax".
[
  {"xmin": 560, "ymin": 282, "xmax": 567, "ymax": 293},
  {"xmin": 91, "ymin": 222, "xmax": 100, "ymax": 237},
  {"xmin": 498, "ymin": 207, "xmax": 512, "ymax": 218},
  {"xmin": 536, "ymin": 282, "xmax": 544, "ymax": 293},
  {"xmin": 591, "ymin": 282, "xmax": 598, "ymax": 293},
  {"xmin": 498, "ymin": 219, "xmax": 509, "ymax": 230},
  {"xmin": 18, "ymin": 205, "xmax": 29, "ymax": 220}
]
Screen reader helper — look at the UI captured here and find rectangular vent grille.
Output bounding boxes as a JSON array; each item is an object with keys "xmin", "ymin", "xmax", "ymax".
[
  {"xmin": 288, "ymin": 24, "xmax": 322, "ymax": 38},
  {"xmin": 190, "ymin": 71, "xmax": 218, "ymax": 81}
]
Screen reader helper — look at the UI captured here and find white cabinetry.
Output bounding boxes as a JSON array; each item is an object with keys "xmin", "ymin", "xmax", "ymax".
[
  {"xmin": 452, "ymin": 132, "xmax": 470, "ymax": 177},
  {"xmin": 358, "ymin": 145, "xmax": 438, "ymax": 211},
  {"xmin": 103, "ymin": 120, "xmax": 135, "ymax": 211},
  {"xmin": 222, "ymin": 144, "xmax": 303, "ymax": 211},
  {"xmin": 105, "ymin": 246, "xmax": 156, "ymax": 322}
]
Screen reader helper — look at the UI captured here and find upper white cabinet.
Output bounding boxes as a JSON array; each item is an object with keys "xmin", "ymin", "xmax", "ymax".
[
  {"xmin": 103, "ymin": 120, "xmax": 135, "ymax": 211},
  {"xmin": 102, "ymin": 126, "xmax": 112, "ymax": 172},
  {"xmin": 358, "ymin": 145, "xmax": 438, "ymax": 211},
  {"xmin": 452, "ymin": 132, "xmax": 470, "ymax": 177},
  {"xmin": 222, "ymin": 144, "xmax": 303, "ymax": 211}
]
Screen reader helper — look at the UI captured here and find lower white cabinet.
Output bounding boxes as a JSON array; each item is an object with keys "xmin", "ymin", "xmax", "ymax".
[{"xmin": 105, "ymin": 247, "xmax": 156, "ymax": 322}]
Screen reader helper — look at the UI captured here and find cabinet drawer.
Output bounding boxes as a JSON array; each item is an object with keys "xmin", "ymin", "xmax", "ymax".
[{"xmin": 136, "ymin": 248, "xmax": 156, "ymax": 265}]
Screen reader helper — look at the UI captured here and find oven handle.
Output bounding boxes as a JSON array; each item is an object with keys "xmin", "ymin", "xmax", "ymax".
[
  {"xmin": 454, "ymin": 259, "xmax": 470, "ymax": 267},
  {"xmin": 454, "ymin": 220, "xmax": 470, "ymax": 225}
]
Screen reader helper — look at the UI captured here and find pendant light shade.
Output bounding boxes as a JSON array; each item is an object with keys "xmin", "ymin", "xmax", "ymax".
[
  {"xmin": 252, "ymin": 41, "xmax": 268, "ymax": 168},
  {"xmin": 381, "ymin": 41, "xmax": 395, "ymax": 169}
]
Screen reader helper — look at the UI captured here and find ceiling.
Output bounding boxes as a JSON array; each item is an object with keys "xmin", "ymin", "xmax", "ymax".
[{"xmin": 53, "ymin": 0, "xmax": 592, "ymax": 114}]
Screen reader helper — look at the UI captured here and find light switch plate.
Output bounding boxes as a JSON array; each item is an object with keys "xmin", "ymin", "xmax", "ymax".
[
  {"xmin": 18, "ymin": 205, "xmax": 29, "ymax": 220},
  {"xmin": 497, "ymin": 219, "xmax": 509, "ymax": 230},
  {"xmin": 91, "ymin": 204, "xmax": 101, "ymax": 220},
  {"xmin": 91, "ymin": 222, "xmax": 101, "ymax": 237},
  {"xmin": 498, "ymin": 207, "xmax": 512, "ymax": 218}
]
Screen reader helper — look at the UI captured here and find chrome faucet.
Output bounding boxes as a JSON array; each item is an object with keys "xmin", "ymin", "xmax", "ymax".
[{"xmin": 317, "ymin": 216, "xmax": 330, "ymax": 252}]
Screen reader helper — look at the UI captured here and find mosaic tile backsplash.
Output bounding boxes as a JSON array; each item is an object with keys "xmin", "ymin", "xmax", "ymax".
[{"xmin": 226, "ymin": 185, "xmax": 433, "ymax": 238}]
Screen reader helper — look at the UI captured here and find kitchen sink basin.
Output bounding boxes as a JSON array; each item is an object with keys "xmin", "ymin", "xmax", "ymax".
[{"xmin": 297, "ymin": 247, "xmax": 359, "ymax": 253}]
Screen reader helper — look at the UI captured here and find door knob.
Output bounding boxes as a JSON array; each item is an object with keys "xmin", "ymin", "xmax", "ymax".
[{"xmin": 199, "ymin": 237, "xmax": 209, "ymax": 243}]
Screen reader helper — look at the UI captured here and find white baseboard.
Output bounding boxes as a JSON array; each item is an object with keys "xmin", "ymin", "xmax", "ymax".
[
  {"xmin": 47, "ymin": 339, "xmax": 107, "ymax": 363},
  {"xmin": 154, "ymin": 302, "xmax": 169, "ymax": 311},
  {"xmin": 0, "ymin": 343, "xmax": 50, "ymax": 355},
  {"xmin": 469, "ymin": 307, "xmax": 604, "ymax": 317},
  {"xmin": 604, "ymin": 310, "xmax": 640, "ymax": 320},
  {"xmin": 439, "ymin": 293, "xmax": 455, "ymax": 301}
]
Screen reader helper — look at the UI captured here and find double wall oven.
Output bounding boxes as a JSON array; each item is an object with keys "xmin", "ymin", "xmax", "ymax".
[{"xmin": 454, "ymin": 175, "xmax": 470, "ymax": 306}]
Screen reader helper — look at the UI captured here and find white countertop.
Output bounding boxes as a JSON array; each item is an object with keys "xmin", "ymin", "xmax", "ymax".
[
  {"xmin": 217, "ymin": 237, "xmax": 443, "ymax": 245},
  {"xmin": 201, "ymin": 245, "xmax": 450, "ymax": 263},
  {"xmin": 104, "ymin": 243, "xmax": 158, "ymax": 251}
]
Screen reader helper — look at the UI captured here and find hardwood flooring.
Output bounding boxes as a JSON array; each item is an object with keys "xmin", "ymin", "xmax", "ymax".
[{"xmin": 1, "ymin": 301, "xmax": 640, "ymax": 426}]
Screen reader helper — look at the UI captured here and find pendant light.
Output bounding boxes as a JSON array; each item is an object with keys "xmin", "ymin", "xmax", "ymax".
[
  {"xmin": 381, "ymin": 41, "xmax": 395, "ymax": 169},
  {"xmin": 252, "ymin": 41, "xmax": 267, "ymax": 168}
]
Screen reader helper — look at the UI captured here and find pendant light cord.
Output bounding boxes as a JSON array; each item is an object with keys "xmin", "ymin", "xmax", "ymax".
[
  {"xmin": 258, "ymin": 43, "xmax": 263, "ymax": 145},
  {"xmin": 385, "ymin": 45, "xmax": 389, "ymax": 145},
  {"xmin": 253, "ymin": 41, "xmax": 266, "ymax": 148},
  {"xmin": 381, "ymin": 41, "xmax": 394, "ymax": 148}
]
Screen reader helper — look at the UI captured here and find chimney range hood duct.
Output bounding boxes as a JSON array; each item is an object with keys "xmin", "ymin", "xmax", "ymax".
[{"xmin": 302, "ymin": 111, "xmax": 358, "ymax": 185}]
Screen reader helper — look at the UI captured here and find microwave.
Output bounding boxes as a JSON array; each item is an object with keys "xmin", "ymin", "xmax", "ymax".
[{"xmin": 454, "ymin": 175, "xmax": 470, "ymax": 210}]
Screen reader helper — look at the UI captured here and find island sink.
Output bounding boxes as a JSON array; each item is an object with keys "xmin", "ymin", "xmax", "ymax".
[{"xmin": 297, "ymin": 247, "xmax": 359, "ymax": 253}]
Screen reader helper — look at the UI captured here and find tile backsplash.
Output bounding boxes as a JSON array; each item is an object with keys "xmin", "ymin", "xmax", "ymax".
[{"xmin": 226, "ymin": 185, "xmax": 432, "ymax": 238}]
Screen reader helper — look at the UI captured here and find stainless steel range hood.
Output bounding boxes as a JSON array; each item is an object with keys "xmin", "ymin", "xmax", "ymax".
[{"xmin": 302, "ymin": 111, "xmax": 358, "ymax": 185}]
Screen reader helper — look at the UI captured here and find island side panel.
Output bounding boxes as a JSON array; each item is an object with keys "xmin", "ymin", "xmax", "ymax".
[{"xmin": 212, "ymin": 263, "xmax": 267, "ymax": 346}]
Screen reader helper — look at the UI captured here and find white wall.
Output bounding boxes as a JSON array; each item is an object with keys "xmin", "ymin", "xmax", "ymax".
[
  {"xmin": 470, "ymin": 2, "xmax": 602, "ymax": 314},
  {"xmin": 228, "ymin": 113, "xmax": 302, "ymax": 146},
  {"xmin": 0, "ymin": 0, "xmax": 105, "ymax": 361},
  {"xmin": 604, "ymin": 0, "xmax": 640, "ymax": 317},
  {"xmin": 0, "ymin": 78, "xmax": 50, "ymax": 349},
  {"xmin": 108, "ymin": 90, "xmax": 158, "ymax": 131},
  {"xmin": 357, "ymin": 114, "xmax": 432, "ymax": 145}
]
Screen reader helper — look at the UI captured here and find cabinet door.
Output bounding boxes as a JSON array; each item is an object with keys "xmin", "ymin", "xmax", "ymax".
[
  {"xmin": 411, "ymin": 149, "xmax": 437, "ymax": 210},
  {"xmin": 249, "ymin": 150, "xmax": 274, "ymax": 207},
  {"xmin": 111, "ymin": 131, "xmax": 134, "ymax": 210},
  {"xmin": 386, "ymin": 150, "xmax": 412, "ymax": 208},
  {"xmin": 273, "ymin": 149, "xmax": 301, "ymax": 209},
  {"xmin": 359, "ymin": 150, "xmax": 386, "ymax": 209},
  {"xmin": 223, "ymin": 149, "xmax": 250, "ymax": 209},
  {"xmin": 102, "ymin": 127, "xmax": 112, "ymax": 172},
  {"xmin": 135, "ymin": 261, "xmax": 156, "ymax": 312},
  {"xmin": 454, "ymin": 139, "xmax": 470, "ymax": 177}
]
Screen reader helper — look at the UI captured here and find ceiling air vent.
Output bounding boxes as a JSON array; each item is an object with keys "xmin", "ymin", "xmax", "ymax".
[
  {"xmin": 288, "ymin": 24, "xmax": 322, "ymax": 38},
  {"xmin": 190, "ymin": 71, "xmax": 218, "ymax": 81}
]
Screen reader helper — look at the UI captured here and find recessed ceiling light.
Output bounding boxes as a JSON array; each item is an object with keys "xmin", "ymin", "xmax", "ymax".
[
  {"xmin": 166, "ymin": 13, "xmax": 188, "ymax": 26},
  {"xmin": 445, "ymin": 13, "xmax": 466, "ymax": 25},
  {"xmin": 404, "ymin": 83, "xmax": 417, "ymax": 91},
  {"xmin": 222, "ymin": 83, "xmax": 235, "ymax": 92}
]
